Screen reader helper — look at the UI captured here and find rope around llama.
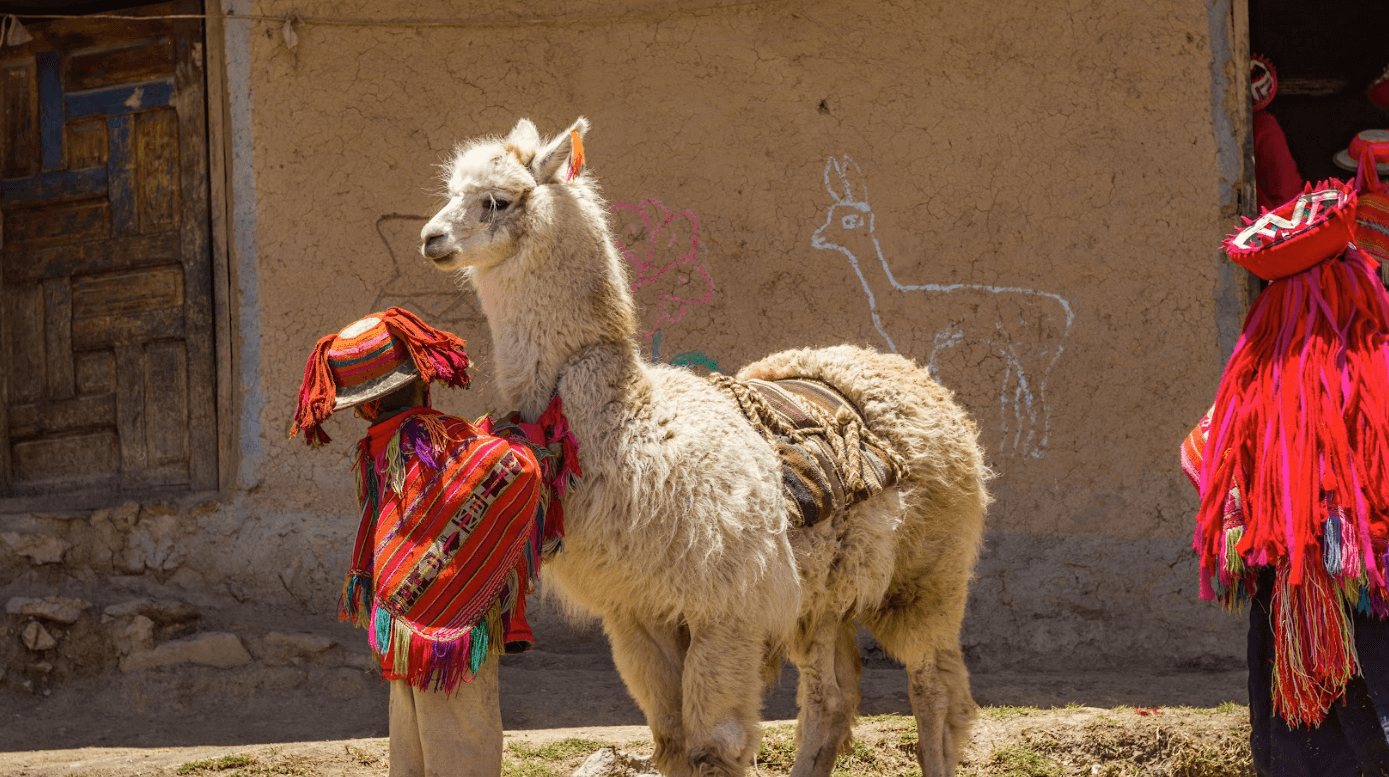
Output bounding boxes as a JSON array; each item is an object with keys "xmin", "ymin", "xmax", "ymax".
[{"xmin": 708, "ymin": 373, "xmax": 908, "ymax": 528}]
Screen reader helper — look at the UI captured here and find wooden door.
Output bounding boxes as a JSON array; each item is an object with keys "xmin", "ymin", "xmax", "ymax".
[{"xmin": 0, "ymin": 1, "xmax": 214, "ymax": 501}]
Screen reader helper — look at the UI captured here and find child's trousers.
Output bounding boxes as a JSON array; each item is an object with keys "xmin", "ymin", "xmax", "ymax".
[{"xmin": 388, "ymin": 655, "xmax": 502, "ymax": 777}]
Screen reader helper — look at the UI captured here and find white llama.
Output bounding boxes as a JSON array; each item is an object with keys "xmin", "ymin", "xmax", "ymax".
[
  {"xmin": 811, "ymin": 156, "xmax": 1073, "ymax": 459},
  {"xmin": 420, "ymin": 118, "xmax": 989, "ymax": 777}
]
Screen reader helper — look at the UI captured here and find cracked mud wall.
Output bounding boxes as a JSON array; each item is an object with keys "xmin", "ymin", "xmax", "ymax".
[{"xmin": 212, "ymin": 0, "xmax": 1249, "ymax": 669}]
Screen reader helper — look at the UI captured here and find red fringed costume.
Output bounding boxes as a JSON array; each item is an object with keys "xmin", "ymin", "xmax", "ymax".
[
  {"xmin": 290, "ymin": 309, "xmax": 579, "ymax": 693},
  {"xmin": 1183, "ymin": 182, "xmax": 1389, "ymax": 727},
  {"xmin": 339, "ymin": 400, "xmax": 578, "ymax": 692}
]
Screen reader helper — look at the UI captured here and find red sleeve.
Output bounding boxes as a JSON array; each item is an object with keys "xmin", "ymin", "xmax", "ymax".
[{"xmin": 1253, "ymin": 111, "xmax": 1304, "ymax": 210}]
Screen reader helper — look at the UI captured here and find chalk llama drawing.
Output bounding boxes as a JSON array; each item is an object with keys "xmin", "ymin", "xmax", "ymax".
[
  {"xmin": 811, "ymin": 156, "xmax": 1073, "ymax": 458},
  {"xmin": 611, "ymin": 198, "xmax": 720, "ymax": 370}
]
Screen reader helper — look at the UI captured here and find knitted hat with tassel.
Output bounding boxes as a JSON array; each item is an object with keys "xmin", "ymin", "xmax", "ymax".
[{"xmin": 289, "ymin": 307, "xmax": 470, "ymax": 446}]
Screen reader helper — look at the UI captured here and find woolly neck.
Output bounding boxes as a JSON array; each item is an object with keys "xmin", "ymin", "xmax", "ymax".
[{"xmin": 467, "ymin": 185, "xmax": 640, "ymax": 421}]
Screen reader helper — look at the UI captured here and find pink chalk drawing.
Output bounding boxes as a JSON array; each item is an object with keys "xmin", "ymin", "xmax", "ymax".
[{"xmin": 611, "ymin": 199, "xmax": 715, "ymax": 341}]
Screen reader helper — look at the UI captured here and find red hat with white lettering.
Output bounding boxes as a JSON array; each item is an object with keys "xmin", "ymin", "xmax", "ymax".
[
  {"xmin": 1223, "ymin": 181, "xmax": 1357, "ymax": 280},
  {"xmin": 1251, "ymin": 54, "xmax": 1277, "ymax": 112}
]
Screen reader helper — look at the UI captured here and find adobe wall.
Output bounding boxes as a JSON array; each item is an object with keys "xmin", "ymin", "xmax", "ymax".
[
  {"xmin": 229, "ymin": 0, "xmax": 1252, "ymax": 669},
  {"xmin": 4, "ymin": 0, "xmax": 1253, "ymax": 680}
]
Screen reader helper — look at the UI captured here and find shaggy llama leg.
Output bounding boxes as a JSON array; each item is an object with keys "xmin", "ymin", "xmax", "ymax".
[
  {"xmin": 865, "ymin": 585, "xmax": 978, "ymax": 777},
  {"xmin": 681, "ymin": 621, "xmax": 766, "ymax": 776},
  {"xmin": 604, "ymin": 614, "xmax": 693, "ymax": 777},
  {"xmin": 905, "ymin": 648, "xmax": 974, "ymax": 777},
  {"xmin": 787, "ymin": 617, "xmax": 862, "ymax": 777},
  {"xmin": 868, "ymin": 589, "xmax": 976, "ymax": 777}
]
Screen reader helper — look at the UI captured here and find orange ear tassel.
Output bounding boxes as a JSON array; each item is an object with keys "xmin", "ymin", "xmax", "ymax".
[
  {"xmin": 566, "ymin": 130, "xmax": 584, "ymax": 182},
  {"xmin": 289, "ymin": 333, "xmax": 338, "ymax": 446}
]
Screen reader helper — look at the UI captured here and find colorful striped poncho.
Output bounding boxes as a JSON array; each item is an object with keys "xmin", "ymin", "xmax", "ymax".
[{"xmin": 340, "ymin": 399, "xmax": 578, "ymax": 693}]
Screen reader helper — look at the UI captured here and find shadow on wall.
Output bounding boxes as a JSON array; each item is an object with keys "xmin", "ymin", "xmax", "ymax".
[
  {"xmin": 373, "ymin": 214, "xmax": 486, "ymax": 330},
  {"xmin": 810, "ymin": 156, "xmax": 1074, "ymax": 460}
]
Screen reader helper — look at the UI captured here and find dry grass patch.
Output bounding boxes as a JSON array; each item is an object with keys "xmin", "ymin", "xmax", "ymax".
[
  {"xmin": 494, "ymin": 706, "xmax": 1253, "ymax": 777},
  {"xmin": 503, "ymin": 737, "xmax": 615, "ymax": 777},
  {"xmin": 174, "ymin": 753, "xmax": 312, "ymax": 776},
  {"xmin": 965, "ymin": 705, "xmax": 1252, "ymax": 777}
]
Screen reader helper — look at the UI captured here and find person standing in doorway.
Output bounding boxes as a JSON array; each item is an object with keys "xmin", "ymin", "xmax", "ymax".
[{"xmin": 1251, "ymin": 54, "xmax": 1304, "ymax": 211}]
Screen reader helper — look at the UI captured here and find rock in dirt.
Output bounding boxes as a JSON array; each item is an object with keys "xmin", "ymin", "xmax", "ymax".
[
  {"xmin": 0, "ymin": 533, "xmax": 70, "ymax": 565},
  {"xmin": 258, "ymin": 631, "xmax": 337, "ymax": 666},
  {"xmin": 21, "ymin": 621, "xmax": 57, "ymax": 651},
  {"xmin": 572, "ymin": 747, "xmax": 659, "ymax": 777},
  {"xmin": 341, "ymin": 651, "xmax": 378, "ymax": 671},
  {"xmin": 90, "ymin": 502, "xmax": 141, "ymax": 532},
  {"xmin": 103, "ymin": 598, "xmax": 200, "ymax": 625},
  {"xmin": 109, "ymin": 614, "xmax": 156, "ymax": 656},
  {"xmin": 7, "ymin": 596, "xmax": 88, "ymax": 624},
  {"xmin": 121, "ymin": 632, "xmax": 252, "ymax": 672}
]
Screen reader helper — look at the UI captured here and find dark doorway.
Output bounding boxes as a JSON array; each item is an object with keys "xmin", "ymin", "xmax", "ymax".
[{"xmin": 1249, "ymin": 0, "xmax": 1386, "ymax": 185}]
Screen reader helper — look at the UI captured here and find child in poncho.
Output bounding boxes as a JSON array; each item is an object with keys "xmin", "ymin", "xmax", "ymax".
[
  {"xmin": 1183, "ymin": 184, "xmax": 1389, "ymax": 775},
  {"xmin": 289, "ymin": 308, "xmax": 577, "ymax": 777}
]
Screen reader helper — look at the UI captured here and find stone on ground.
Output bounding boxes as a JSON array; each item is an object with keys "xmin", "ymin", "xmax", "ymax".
[
  {"xmin": 120, "ymin": 632, "xmax": 252, "ymax": 672},
  {"xmin": 572, "ymin": 747, "xmax": 659, "ymax": 777},
  {"xmin": 1, "ymin": 532, "xmax": 70, "ymax": 565},
  {"xmin": 21, "ymin": 622, "xmax": 57, "ymax": 651},
  {"xmin": 6, "ymin": 596, "xmax": 88, "ymax": 624}
]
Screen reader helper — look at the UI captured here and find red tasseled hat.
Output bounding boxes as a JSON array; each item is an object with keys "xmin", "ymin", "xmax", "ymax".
[
  {"xmin": 1191, "ymin": 182, "xmax": 1389, "ymax": 726},
  {"xmin": 289, "ymin": 307, "xmax": 470, "ymax": 446},
  {"xmin": 1223, "ymin": 180, "xmax": 1358, "ymax": 280}
]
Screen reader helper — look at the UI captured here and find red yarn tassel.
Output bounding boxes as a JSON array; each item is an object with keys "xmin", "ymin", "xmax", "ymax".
[
  {"xmin": 537, "ymin": 395, "xmax": 582, "ymax": 495},
  {"xmin": 380, "ymin": 307, "xmax": 471, "ymax": 390},
  {"xmin": 289, "ymin": 333, "xmax": 338, "ymax": 446},
  {"xmin": 1272, "ymin": 563, "xmax": 1359, "ymax": 727}
]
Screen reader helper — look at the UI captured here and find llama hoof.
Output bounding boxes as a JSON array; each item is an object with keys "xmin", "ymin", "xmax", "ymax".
[
  {"xmin": 651, "ymin": 740, "xmax": 695, "ymax": 777},
  {"xmin": 688, "ymin": 749, "xmax": 745, "ymax": 777}
]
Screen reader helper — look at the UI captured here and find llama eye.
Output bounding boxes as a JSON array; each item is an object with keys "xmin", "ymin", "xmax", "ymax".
[
  {"xmin": 490, "ymin": 199, "xmax": 510, "ymax": 210},
  {"xmin": 842, "ymin": 214, "xmax": 861, "ymax": 229}
]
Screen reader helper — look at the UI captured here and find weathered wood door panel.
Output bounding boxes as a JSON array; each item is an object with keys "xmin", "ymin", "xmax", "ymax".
[{"xmin": 0, "ymin": 1, "xmax": 214, "ymax": 500}]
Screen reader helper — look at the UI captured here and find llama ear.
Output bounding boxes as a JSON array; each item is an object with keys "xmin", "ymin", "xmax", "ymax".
[
  {"xmin": 826, "ymin": 155, "xmax": 865, "ymax": 204},
  {"xmin": 824, "ymin": 158, "xmax": 849, "ymax": 203},
  {"xmin": 506, "ymin": 119, "xmax": 542, "ymax": 153},
  {"xmin": 532, "ymin": 117, "xmax": 590, "ymax": 184}
]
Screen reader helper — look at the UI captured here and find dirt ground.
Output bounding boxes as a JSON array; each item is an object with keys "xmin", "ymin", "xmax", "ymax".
[
  {"xmin": 1, "ymin": 706, "xmax": 1254, "ymax": 777},
  {"xmin": 0, "ymin": 662, "xmax": 1253, "ymax": 777}
]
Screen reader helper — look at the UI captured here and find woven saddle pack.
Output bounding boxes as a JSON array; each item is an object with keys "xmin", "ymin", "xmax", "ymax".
[{"xmin": 711, "ymin": 375, "xmax": 908, "ymax": 527}]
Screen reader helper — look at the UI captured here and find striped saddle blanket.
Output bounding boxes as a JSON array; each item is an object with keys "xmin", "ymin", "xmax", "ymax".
[{"xmin": 737, "ymin": 378, "xmax": 903, "ymax": 528}]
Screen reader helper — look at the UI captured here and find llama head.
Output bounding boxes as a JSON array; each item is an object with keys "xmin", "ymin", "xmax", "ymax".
[
  {"xmin": 810, "ymin": 155, "xmax": 874, "ymax": 256},
  {"xmin": 420, "ymin": 117, "xmax": 591, "ymax": 271}
]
